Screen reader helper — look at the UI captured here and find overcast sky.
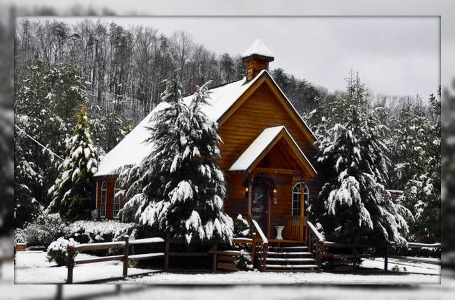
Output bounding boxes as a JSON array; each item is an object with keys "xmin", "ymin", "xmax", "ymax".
[
  {"xmin": 12, "ymin": 0, "xmax": 455, "ymax": 99},
  {"xmin": 25, "ymin": 15, "xmax": 439, "ymax": 98}
]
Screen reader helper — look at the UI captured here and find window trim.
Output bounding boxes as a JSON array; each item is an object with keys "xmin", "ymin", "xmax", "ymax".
[
  {"xmin": 100, "ymin": 181, "xmax": 107, "ymax": 219},
  {"xmin": 292, "ymin": 182, "xmax": 309, "ymax": 217},
  {"xmin": 113, "ymin": 180, "xmax": 121, "ymax": 219}
]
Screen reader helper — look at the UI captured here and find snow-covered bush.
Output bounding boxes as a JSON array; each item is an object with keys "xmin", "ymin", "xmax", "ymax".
[
  {"xmin": 22, "ymin": 213, "xmax": 68, "ymax": 247},
  {"xmin": 46, "ymin": 237, "xmax": 79, "ymax": 266},
  {"xmin": 235, "ymin": 250, "xmax": 253, "ymax": 271},
  {"xmin": 68, "ymin": 220, "xmax": 137, "ymax": 244},
  {"xmin": 14, "ymin": 228, "xmax": 26, "ymax": 243},
  {"xmin": 233, "ymin": 214, "xmax": 250, "ymax": 238}
]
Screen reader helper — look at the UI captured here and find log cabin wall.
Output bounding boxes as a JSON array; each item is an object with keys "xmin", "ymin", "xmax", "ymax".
[
  {"xmin": 217, "ymin": 81, "xmax": 314, "ymax": 171},
  {"xmin": 224, "ymin": 173, "xmax": 249, "ymax": 217}
]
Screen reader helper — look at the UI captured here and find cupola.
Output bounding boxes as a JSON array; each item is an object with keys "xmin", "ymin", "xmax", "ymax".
[{"xmin": 241, "ymin": 39, "xmax": 274, "ymax": 81}]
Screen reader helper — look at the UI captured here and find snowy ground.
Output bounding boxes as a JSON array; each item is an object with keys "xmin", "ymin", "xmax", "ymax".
[
  {"xmin": 13, "ymin": 250, "xmax": 440, "ymax": 285},
  {"xmin": 2, "ymin": 252, "xmax": 455, "ymax": 300},
  {"xmin": 14, "ymin": 251, "xmax": 159, "ymax": 284}
]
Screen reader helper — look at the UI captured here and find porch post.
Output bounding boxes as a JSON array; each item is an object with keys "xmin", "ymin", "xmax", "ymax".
[
  {"xmin": 300, "ymin": 176, "xmax": 305, "ymax": 241},
  {"xmin": 247, "ymin": 173, "xmax": 253, "ymax": 219}
]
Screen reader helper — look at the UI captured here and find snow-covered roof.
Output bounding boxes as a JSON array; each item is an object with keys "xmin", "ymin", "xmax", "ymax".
[
  {"xmin": 241, "ymin": 39, "xmax": 274, "ymax": 59},
  {"xmin": 95, "ymin": 74, "xmax": 262, "ymax": 177},
  {"xmin": 229, "ymin": 126, "xmax": 316, "ymax": 176},
  {"xmin": 95, "ymin": 69, "xmax": 316, "ymax": 177},
  {"xmin": 94, "ymin": 108, "xmax": 156, "ymax": 177},
  {"xmin": 230, "ymin": 126, "xmax": 283, "ymax": 172}
]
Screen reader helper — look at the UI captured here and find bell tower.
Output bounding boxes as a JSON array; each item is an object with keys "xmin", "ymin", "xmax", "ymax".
[{"xmin": 242, "ymin": 39, "xmax": 274, "ymax": 81}]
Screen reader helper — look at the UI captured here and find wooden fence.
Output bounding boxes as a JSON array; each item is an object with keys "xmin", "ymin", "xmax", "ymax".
[
  {"xmin": 305, "ymin": 220, "xmax": 441, "ymax": 272},
  {"xmin": 66, "ymin": 235, "xmax": 165, "ymax": 283}
]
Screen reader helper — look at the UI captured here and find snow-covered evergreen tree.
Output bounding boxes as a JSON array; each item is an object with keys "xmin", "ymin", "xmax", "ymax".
[
  {"xmin": 15, "ymin": 59, "xmax": 87, "ymax": 215},
  {"xmin": 317, "ymin": 72, "xmax": 412, "ymax": 246},
  {"xmin": 119, "ymin": 73, "xmax": 233, "ymax": 244},
  {"xmin": 47, "ymin": 104, "xmax": 98, "ymax": 221},
  {"xmin": 401, "ymin": 91, "xmax": 441, "ymax": 243}
]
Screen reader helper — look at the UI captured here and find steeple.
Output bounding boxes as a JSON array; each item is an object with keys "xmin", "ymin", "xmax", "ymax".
[{"xmin": 241, "ymin": 39, "xmax": 274, "ymax": 81}]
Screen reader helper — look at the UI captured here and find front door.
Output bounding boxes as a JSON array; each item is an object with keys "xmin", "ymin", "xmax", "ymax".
[{"xmin": 251, "ymin": 177, "xmax": 271, "ymax": 237}]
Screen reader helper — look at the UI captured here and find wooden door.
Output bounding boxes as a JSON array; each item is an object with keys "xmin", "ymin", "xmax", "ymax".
[{"xmin": 251, "ymin": 177, "xmax": 271, "ymax": 237}]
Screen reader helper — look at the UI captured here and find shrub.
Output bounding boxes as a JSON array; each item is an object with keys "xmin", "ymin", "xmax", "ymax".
[
  {"xmin": 46, "ymin": 237, "xmax": 79, "ymax": 266},
  {"xmin": 22, "ymin": 213, "xmax": 68, "ymax": 247},
  {"xmin": 233, "ymin": 214, "xmax": 250, "ymax": 238},
  {"xmin": 235, "ymin": 250, "xmax": 253, "ymax": 271},
  {"xmin": 14, "ymin": 228, "xmax": 26, "ymax": 243},
  {"xmin": 68, "ymin": 220, "xmax": 137, "ymax": 244}
]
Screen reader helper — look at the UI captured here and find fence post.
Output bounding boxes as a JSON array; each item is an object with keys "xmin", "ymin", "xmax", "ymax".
[
  {"xmin": 66, "ymin": 245, "xmax": 75, "ymax": 284},
  {"xmin": 164, "ymin": 240, "xmax": 169, "ymax": 271},
  {"xmin": 384, "ymin": 243, "xmax": 389, "ymax": 271},
  {"xmin": 123, "ymin": 235, "xmax": 129, "ymax": 278},
  {"xmin": 212, "ymin": 243, "xmax": 218, "ymax": 273}
]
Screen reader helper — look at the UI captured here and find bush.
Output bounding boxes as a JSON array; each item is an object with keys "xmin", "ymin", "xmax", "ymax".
[
  {"xmin": 68, "ymin": 220, "xmax": 137, "ymax": 244},
  {"xmin": 233, "ymin": 214, "xmax": 250, "ymax": 238},
  {"xmin": 22, "ymin": 213, "xmax": 68, "ymax": 247},
  {"xmin": 235, "ymin": 250, "xmax": 253, "ymax": 271},
  {"xmin": 46, "ymin": 237, "xmax": 79, "ymax": 266},
  {"xmin": 14, "ymin": 228, "xmax": 26, "ymax": 243}
]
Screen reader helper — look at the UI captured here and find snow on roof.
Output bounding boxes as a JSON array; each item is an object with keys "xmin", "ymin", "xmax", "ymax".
[
  {"xmin": 95, "ymin": 75, "xmax": 261, "ymax": 177},
  {"xmin": 94, "ymin": 106, "xmax": 157, "ymax": 177},
  {"xmin": 241, "ymin": 39, "xmax": 274, "ymax": 59},
  {"xmin": 230, "ymin": 126, "xmax": 284, "ymax": 172},
  {"xmin": 95, "ymin": 69, "xmax": 316, "ymax": 177}
]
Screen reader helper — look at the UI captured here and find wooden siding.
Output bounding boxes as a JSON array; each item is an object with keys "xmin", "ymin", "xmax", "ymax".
[
  {"xmin": 218, "ymin": 76, "xmax": 325, "ymax": 236},
  {"xmin": 218, "ymin": 81, "xmax": 315, "ymax": 172}
]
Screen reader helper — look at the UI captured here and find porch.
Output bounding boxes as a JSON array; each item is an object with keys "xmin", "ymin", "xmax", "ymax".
[{"xmin": 227, "ymin": 126, "xmax": 317, "ymax": 242}]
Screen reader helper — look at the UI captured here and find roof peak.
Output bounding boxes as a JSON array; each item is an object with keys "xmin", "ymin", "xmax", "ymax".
[{"xmin": 241, "ymin": 39, "xmax": 274, "ymax": 59}]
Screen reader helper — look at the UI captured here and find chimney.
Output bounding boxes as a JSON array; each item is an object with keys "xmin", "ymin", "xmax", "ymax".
[{"xmin": 242, "ymin": 39, "xmax": 274, "ymax": 81}]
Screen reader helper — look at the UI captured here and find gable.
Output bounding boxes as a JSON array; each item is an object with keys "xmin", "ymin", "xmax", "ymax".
[
  {"xmin": 218, "ymin": 71, "xmax": 316, "ymax": 145},
  {"xmin": 217, "ymin": 72, "xmax": 317, "ymax": 171},
  {"xmin": 229, "ymin": 126, "xmax": 316, "ymax": 178}
]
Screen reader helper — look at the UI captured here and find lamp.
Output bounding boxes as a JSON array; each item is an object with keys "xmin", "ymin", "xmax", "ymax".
[{"xmin": 273, "ymin": 187, "xmax": 278, "ymax": 205}]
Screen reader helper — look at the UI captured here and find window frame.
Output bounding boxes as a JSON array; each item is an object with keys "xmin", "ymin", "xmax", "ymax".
[
  {"xmin": 100, "ymin": 181, "xmax": 107, "ymax": 219},
  {"xmin": 113, "ymin": 180, "xmax": 121, "ymax": 219},
  {"xmin": 292, "ymin": 182, "xmax": 309, "ymax": 216}
]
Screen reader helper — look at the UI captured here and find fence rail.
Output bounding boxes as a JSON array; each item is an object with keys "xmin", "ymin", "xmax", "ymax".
[{"xmin": 66, "ymin": 235, "xmax": 165, "ymax": 283}]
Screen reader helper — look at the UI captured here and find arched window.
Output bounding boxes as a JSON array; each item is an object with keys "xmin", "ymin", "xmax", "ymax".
[
  {"xmin": 100, "ymin": 181, "xmax": 107, "ymax": 218},
  {"xmin": 113, "ymin": 180, "xmax": 121, "ymax": 218},
  {"xmin": 292, "ymin": 182, "xmax": 309, "ymax": 216}
]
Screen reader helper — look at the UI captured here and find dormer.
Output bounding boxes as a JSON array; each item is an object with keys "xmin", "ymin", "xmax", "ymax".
[{"xmin": 241, "ymin": 39, "xmax": 274, "ymax": 81}]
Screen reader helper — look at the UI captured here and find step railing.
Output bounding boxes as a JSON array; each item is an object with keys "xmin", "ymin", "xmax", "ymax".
[
  {"xmin": 250, "ymin": 219, "xmax": 268, "ymax": 271},
  {"xmin": 305, "ymin": 220, "xmax": 324, "ymax": 272},
  {"xmin": 66, "ymin": 236, "xmax": 165, "ymax": 283}
]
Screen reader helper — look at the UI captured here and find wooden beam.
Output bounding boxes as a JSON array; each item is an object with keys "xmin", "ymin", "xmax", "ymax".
[{"xmin": 254, "ymin": 167, "xmax": 301, "ymax": 175}]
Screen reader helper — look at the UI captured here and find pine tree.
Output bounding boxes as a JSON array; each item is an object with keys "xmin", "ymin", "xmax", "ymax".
[
  {"xmin": 401, "ymin": 91, "xmax": 441, "ymax": 243},
  {"xmin": 47, "ymin": 104, "xmax": 98, "ymax": 221},
  {"xmin": 317, "ymin": 72, "xmax": 412, "ymax": 246},
  {"xmin": 15, "ymin": 59, "xmax": 87, "ymax": 211},
  {"xmin": 119, "ymin": 73, "xmax": 233, "ymax": 244}
]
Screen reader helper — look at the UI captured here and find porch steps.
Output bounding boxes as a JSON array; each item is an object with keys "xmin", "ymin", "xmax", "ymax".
[{"xmin": 264, "ymin": 242, "xmax": 318, "ymax": 272}]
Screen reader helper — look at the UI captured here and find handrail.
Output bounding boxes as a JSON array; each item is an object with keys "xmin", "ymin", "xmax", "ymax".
[
  {"xmin": 305, "ymin": 220, "xmax": 325, "ymax": 272},
  {"xmin": 306, "ymin": 220, "xmax": 324, "ymax": 243},
  {"xmin": 251, "ymin": 219, "xmax": 268, "ymax": 245},
  {"xmin": 249, "ymin": 218, "xmax": 268, "ymax": 271}
]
